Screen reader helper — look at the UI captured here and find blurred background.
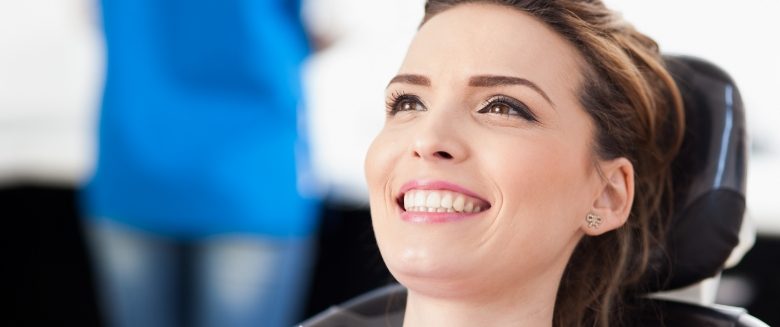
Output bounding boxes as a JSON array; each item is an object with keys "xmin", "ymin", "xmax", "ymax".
[{"xmin": 1, "ymin": 0, "xmax": 778, "ymax": 326}]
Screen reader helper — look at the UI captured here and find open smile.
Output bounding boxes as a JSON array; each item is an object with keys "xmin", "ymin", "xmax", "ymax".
[{"xmin": 396, "ymin": 180, "xmax": 492, "ymax": 223}]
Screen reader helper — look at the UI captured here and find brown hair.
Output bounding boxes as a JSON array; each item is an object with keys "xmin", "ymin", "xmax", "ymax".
[{"xmin": 422, "ymin": 1, "xmax": 685, "ymax": 326}]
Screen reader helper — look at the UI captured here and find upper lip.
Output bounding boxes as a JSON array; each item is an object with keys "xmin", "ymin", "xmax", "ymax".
[{"xmin": 396, "ymin": 179, "xmax": 492, "ymax": 209}]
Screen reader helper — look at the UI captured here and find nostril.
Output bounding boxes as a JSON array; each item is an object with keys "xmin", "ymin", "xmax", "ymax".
[{"xmin": 435, "ymin": 151, "xmax": 453, "ymax": 159}]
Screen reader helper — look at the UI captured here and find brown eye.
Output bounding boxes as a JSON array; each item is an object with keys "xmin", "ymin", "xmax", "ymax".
[
  {"xmin": 478, "ymin": 96, "xmax": 539, "ymax": 122},
  {"xmin": 386, "ymin": 93, "xmax": 426, "ymax": 115},
  {"xmin": 487, "ymin": 103, "xmax": 514, "ymax": 115},
  {"xmin": 398, "ymin": 99, "xmax": 425, "ymax": 112}
]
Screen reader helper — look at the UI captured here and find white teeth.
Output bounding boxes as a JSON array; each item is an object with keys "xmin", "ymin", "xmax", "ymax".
[
  {"xmin": 414, "ymin": 191, "xmax": 426, "ymax": 207},
  {"xmin": 426, "ymin": 192, "xmax": 441, "ymax": 209},
  {"xmin": 441, "ymin": 193, "xmax": 453, "ymax": 209},
  {"xmin": 453, "ymin": 195, "xmax": 465, "ymax": 212},
  {"xmin": 402, "ymin": 190, "xmax": 486, "ymax": 213}
]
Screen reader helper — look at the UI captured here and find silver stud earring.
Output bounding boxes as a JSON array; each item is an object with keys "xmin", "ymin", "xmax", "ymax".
[{"xmin": 586, "ymin": 213, "xmax": 603, "ymax": 229}]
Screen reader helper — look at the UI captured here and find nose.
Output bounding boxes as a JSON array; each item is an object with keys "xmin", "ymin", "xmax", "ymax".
[{"xmin": 411, "ymin": 116, "xmax": 468, "ymax": 163}]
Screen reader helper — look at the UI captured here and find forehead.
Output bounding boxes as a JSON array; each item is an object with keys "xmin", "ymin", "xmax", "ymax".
[{"xmin": 401, "ymin": 3, "xmax": 583, "ymax": 94}]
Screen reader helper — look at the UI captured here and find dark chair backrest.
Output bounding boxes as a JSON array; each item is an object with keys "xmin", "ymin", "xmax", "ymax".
[
  {"xmin": 624, "ymin": 56, "xmax": 767, "ymax": 326},
  {"xmin": 637, "ymin": 55, "xmax": 748, "ymax": 293}
]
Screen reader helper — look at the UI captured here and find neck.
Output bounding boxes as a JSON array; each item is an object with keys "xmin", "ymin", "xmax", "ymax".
[{"xmin": 401, "ymin": 278, "xmax": 558, "ymax": 327}]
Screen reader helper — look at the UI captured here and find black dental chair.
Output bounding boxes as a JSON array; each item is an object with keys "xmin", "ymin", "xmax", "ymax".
[{"xmin": 299, "ymin": 56, "xmax": 769, "ymax": 327}]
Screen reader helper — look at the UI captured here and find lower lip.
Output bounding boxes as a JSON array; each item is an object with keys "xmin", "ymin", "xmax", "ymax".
[{"xmin": 400, "ymin": 211, "xmax": 482, "ymax": 224}]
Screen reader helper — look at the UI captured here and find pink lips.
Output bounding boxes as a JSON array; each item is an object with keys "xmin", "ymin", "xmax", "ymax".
[{"xmin": 398, "ymin": 180, "xmax": 491, "ymax": 224}]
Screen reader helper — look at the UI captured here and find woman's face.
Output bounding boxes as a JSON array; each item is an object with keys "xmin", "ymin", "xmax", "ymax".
[{"xmin": 365, "ymin": 4, "xmax": 603, "ymax": 297}]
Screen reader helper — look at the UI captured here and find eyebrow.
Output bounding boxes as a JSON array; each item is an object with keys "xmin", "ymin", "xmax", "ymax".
[
  {"xmin": 387, "ymin": 74, "xmax": 431, "ymax": 87},
  {"xmin": 387, "ymin": 74, "xmax": 554, "ymax": 108}
]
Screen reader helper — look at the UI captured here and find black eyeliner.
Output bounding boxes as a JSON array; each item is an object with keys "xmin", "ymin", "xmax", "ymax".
[{"xmin": 480, "ymin": 95, "xmax": 539, "ymax": 122}]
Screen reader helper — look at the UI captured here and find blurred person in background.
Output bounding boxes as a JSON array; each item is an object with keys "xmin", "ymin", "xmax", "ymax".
[{"xmin": 81, "ymin": 1, "xmax": 320, "ymax": 326}]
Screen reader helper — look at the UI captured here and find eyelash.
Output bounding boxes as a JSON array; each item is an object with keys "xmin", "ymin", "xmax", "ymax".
[
  {"xmin": 385, "ymin": 91, "xmax": 425, "ymax": 115},
  {"xmin": 385, "ymin": 92, "xmax": 538, "ymax": 123},
  {"xmin": 477, "ymin": 95, "xmax": 539, "ymax": 122}
]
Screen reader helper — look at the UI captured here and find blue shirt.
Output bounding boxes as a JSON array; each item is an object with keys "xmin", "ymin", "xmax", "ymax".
[{"xmin": 83, "ymin": 0, "xmax": 318, "ymax": 237}]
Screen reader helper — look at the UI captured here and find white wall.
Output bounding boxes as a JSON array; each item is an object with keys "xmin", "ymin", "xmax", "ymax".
[
  {"xmin": 604, "ymin": 0, "xmax": 780, "ymax": 151},
  {"xmin": 0, "ymin": 0, "xmax": 103, "ymax": 185}
]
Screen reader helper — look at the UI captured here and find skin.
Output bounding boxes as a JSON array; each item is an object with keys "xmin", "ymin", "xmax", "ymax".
[{"xmin": 364, "ymin": 3, "xmax": 634, "ymax": 326}]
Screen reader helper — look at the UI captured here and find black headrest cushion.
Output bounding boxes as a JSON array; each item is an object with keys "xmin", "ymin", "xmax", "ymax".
[{"xmin": 637, "ymin": 56, "xmax": 748, "ymax": 292}]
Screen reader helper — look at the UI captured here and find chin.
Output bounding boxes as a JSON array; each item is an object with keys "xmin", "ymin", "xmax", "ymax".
[
  {"xmin": 389, "ymin": 264, "xmax": 486, "ymax": 300},
  {"xmin": 378, "ymin": 237, "xmax": 486, "ymax": 298}
]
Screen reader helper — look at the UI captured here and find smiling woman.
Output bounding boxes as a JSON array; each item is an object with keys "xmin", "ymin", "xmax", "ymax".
[{"xmin": 363, "ymin": 1, "xmax": 684, "ymax": 326}]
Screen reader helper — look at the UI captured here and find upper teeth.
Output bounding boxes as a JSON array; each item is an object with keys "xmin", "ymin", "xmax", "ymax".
[{"xmin": 403, "ymin": 190, "xmax": 485, "ymax": 213}]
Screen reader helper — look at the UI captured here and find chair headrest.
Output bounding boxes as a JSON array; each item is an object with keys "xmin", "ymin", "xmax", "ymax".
[{"xmin": 638, "ymin": 55, "xmax": 748, "ymax": 293}]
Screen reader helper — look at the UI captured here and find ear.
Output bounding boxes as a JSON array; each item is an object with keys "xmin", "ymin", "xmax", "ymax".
[{"xmin": 583, "ymin": 157, "xmax": 635, "ymax": 236}]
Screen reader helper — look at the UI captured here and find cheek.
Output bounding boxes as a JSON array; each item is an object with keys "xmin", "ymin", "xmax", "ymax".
[
  {"xmin": 364, "ymin": 130, "xmax": 409, "ymax": 275},
  {"xmin": 364, "ymin": 130, "xmax": 399, "ymax": 209},
  {"xmin": 483, "ymin": 137, "xmax": 591, "ymax": 266},
  {"xmin": 493, "ymin": 137, "xmax": 590, "ymax": 212}
]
